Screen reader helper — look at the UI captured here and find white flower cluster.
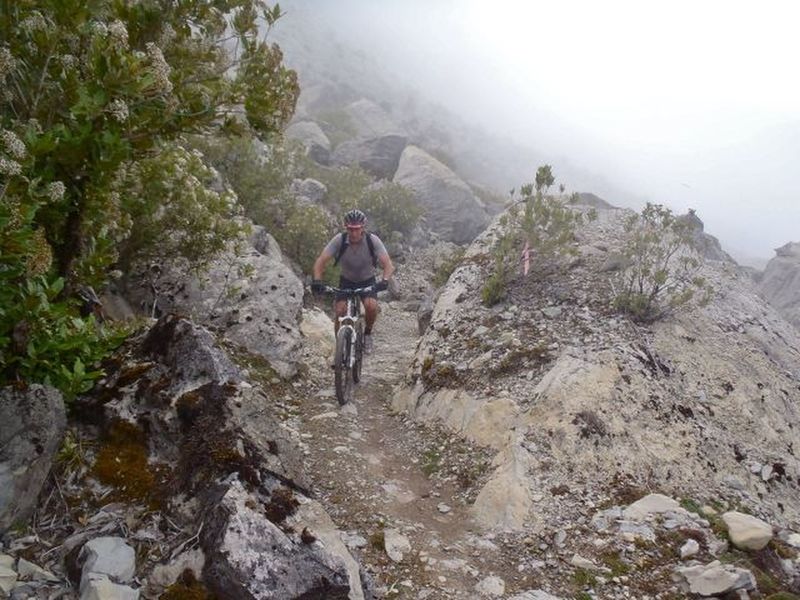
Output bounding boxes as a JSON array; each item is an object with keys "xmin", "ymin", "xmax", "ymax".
[
  {"xmin": 1, "ymin": 129, "xmax": 26, "ymax": 160},
  {"xmin": 20, "ymin": 11, "xmax": 48, "ymax": 33},
  {"xmin": 159, "ymin": 24, "xmax": 176, "ymax": 47},
  {"xmin": 145, "ymin": 43, "xmax": 173, "ymax": 94},
  {"xmin": 0, "ymin": 158, "xmax": 21, "ymax": 177},
  {"xmin": 108, "ymin": 20, "xmax": 129, "ymax": 49},
  {"xmin": 0, "ymin": 47, "xmax": 14, "ymax": 78},
  {"xmin": 60, "ymin": 54, "xmax": 78, "ymax": 70},
  {"xmin": 89, "ymin": 21, "xmax": 108, "ymax": 37},
  {"xmin": 107, "ymin": 98, "xmax": 129, "ymax": 123},
  {"xmin": 46, "ymin": 181, "xmax": 65, "ymax": 203}
]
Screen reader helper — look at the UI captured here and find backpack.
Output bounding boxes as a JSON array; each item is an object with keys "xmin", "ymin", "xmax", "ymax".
[{"xmin": 333, "ymin": 231, "xmax": 378, "ymax": 268}]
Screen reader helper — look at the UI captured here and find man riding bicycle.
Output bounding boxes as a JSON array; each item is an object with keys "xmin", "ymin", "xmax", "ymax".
[{"xmin": 311, "ymin": 209, "xmax": 395, "ymax": 353}]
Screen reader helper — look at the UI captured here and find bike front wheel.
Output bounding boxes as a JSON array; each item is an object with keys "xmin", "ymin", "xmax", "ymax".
[
  {"xmin": 334, "ymin": 328, "xmax": 354, "ymax": 406},
  {"xmin": 352, "ymin": 324, "xmax": 364, "ymax": 384}
]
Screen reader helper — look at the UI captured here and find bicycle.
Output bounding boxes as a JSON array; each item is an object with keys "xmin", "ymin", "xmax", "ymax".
[{"xmin": 318, "ymin": 282, "xmax": 386, "ymax": 405}]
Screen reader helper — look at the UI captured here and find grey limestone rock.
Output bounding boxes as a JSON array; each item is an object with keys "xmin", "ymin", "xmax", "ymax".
[
  {"xmin": 0, "ymin": 385, "xmax": 66, "ymax": 533},
  {"xmin": 393, "ymin": 145, "xmax": 489, "ymax": 244},
  {"xmin": 758, "ymin": 241, "xmax": 800, "ymax": 331},
  {"xmin": 332, "ymin": 134, "xmax": 408, "ymax": 180},
  {"xmin": 285, "ymin": 120, "xmax": 331, "ymax": 165}
]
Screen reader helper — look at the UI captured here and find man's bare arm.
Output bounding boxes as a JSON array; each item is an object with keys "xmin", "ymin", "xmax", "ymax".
[
  {"xmin": 379, "ymin": 253, "xmax": 395, "ymax": 281},
  {"xmin": 313, "ymin": 251, "xmax": 332, "ymax": 280}
]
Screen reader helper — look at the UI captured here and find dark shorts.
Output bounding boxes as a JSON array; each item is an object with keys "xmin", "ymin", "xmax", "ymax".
[{"xmin": 335, "ymin": 276, "xmax": 377, "ymax": 301}]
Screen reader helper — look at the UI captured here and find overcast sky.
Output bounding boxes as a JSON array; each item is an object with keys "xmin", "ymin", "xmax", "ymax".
[{"xmin": 281, "ymin": 0, "xmax": 799, "ymax": 264}]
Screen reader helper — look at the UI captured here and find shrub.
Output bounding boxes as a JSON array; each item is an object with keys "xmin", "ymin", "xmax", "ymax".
[
  {"xmin": 0, "ymin": 1, "xmax": 298, "ymax": 394},
  {"xmin": 432, "ymin": 248, "xmax": 466, "ymax": 287},
  {"xmin": 481, "ymin": 165, "xmax": 587, "ymax": 306},
  {"xmin": 188, "ymin": 133, "xmax": 301, "ymax": 227},
  {"xmin": 613, "ymin": 203, "xmax": 713, "ymax": 322},
  {"xmin": 272, "ymin": 202, "xmax": 336, "ymax": 274},
  {"xmin": 343, "ymin": 181, "xmax": 422, "ymax": 237}
]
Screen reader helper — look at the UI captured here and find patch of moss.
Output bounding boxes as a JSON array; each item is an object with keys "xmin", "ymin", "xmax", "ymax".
[
  {"xmin": 571, "ymin": 568, "xmax": 597, "ymax": 587},
  {"xmin": 173, "ymin": 383, "xmax": 261, "ymax": 492},
  {"xmin": 600, "ymin": 550, "xmax": 631, "ymax": 576},
  {"xmin": 369, "ymin": 528, "xmax": 385, "ymax": 552},
  {"xmin": 420, "ymin": 357, "xmax": 461, "ymax": 390},
  {"xmin": 263, "ymin": 487, "xmax": 299, "ymax": 525},
  {"xmin": 679, "ymin": 497, "xmax": 702, "ymax": 514},
  {"xmin": 160, "ymin": 569, "xmax": 213, "ymax": 600},
  {"xmin": 420, "ymin": 449, "xmax": 441, "ymax": 477},
  {"xmin": 115, "ymin": 362, "xmax": 156, "ymax": 388},
  {"xmin": 92, "ymin": 420, "xmax": 169, "ymax": 509}
]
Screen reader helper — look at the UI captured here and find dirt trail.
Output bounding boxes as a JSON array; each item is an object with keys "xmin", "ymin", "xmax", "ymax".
[{"xmin": 293, "ymin": 301, "xmax": 530, "ymax": 599}]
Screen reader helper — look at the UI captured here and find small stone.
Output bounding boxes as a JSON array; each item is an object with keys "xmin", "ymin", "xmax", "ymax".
[
  {"xmin": 623, "ymin": 494, "xmax": 685, "ymax": 520},
  {"xmin": 437, "ymin": 503, "xmax": 452, "ymax": 514},
  {"xmin": 569, "ymin": 554, "xmax": 598, "ymax": 570},
  {"xmin": 475, "ymin": 575, "xmax": 505, "ymax": 597},
  {"xmin": 384, "ymin": 529, "xmax": 411, "ymax": 562},
  {"xmin": 680, "ymin": 539, "xmax": 700, "ymax": 559},
  {"xmin": 17, "ymin": 558, "xmax": 59, "ymax": 582},
  {"xmin": 722, "ymin": 512, "xmax": 773, "ymax": 551}
]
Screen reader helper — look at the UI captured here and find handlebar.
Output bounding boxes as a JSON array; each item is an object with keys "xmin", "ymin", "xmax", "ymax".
[
  {"xmin": 321, "ymin": 284, "xmax": 380, "ymax": 295},
  {"xmin": 311, "ymin": 282, "xmax": 388, "ymax": 295}
]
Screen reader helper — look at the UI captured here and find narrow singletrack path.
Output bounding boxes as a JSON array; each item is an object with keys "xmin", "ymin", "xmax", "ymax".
[{"xmin": 291, "ymin": 300, "xmax": 529, "ymax": 599}]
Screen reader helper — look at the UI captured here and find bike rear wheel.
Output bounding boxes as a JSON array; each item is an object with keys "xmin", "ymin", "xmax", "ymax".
[{"xmin": 334, "ymin": 328, "xmax": 353, "ymax": 405}]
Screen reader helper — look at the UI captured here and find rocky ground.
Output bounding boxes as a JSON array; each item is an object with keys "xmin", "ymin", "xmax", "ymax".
[{"xmin": 3, "ymin": 225, "xmax": 800, "ymax": 599}]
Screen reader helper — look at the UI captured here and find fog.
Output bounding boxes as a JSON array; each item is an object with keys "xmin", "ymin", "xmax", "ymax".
[{"xmin": 277, "ymin": 0, "xmax": 799, "ymax": 265}]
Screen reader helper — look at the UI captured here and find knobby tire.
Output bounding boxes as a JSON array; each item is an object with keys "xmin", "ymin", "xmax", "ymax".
[
  {"xmin": 335, "ymin": 328, "xmax": 353, "ymax": 406},
  {"xmin": 352, "ymin": 323, "xmax": 364, "ymax": 383}
]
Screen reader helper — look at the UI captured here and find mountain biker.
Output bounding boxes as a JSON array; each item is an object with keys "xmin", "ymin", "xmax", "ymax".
[{"xmin": 311, "ymin": 209, "xmax": 394, "ymax": 353}]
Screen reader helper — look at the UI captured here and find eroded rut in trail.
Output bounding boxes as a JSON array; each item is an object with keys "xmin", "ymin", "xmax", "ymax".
[{"xmin": 290, "ymin": 301, "xmax": 531, "ymax": 599}]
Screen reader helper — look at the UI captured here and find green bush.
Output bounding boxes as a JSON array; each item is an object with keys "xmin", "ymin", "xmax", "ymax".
[
  {"xmin": 188, "ymin": 133, "xmax": 302, "ymax": 227},
  {"xmin": 301, "ymin": 164, "xmax": 422, "ymax": 237},
  {"xmin": 0, "ymin": 275, "xmax": 125, "ymax": 401},
  {"xmin": 433, "ymin": 248, "xmax": 466, "ymax": 287},
  {"xmin": 0, "ymin": 0, "xmax": 298, "ymax": 394},
  {"xmin": 481, "ymin": 165, "xmax": 587, "ymax": 306},
  {"xmin": 272, "ymin": 202, "xmax": 336, "ymax": 274},
  {"xmin": 613, "ymin": 203, "xmax": 713, "ymax": 322},
  {"xmin": 342, "ymin": 181, "xmax": 422, "ymax": 237},
  {"xmin": 482, "ymin": 219, "xmax": 516, "ymax": 306}
]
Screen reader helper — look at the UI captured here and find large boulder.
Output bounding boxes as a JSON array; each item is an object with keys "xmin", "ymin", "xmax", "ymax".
[
  {"xmin": 332, "ymin": 134, "xmax": 408, "ymax": 180},
  {"xmin": 758, "ymin": 241, "xmax": 800, "ymax": 331},
  {"xmin": 393, "ymin": 145, "xmax": 489, "ymax": 244},
  {"xmin": 80, "ymin": 314, "xmax": 365, "ymax": 598},
  {"xmin": 285, "ymin": 120, "xmax": 331, "ymax": 165},
  {"xmin": 0, "ymin": 385, "xmax": 66, "ymax": 533},
  {"xmin": 342, "ymin": 98, "xmax": 404, "ymax": 139},
  {"xmin": 124, "ymin": 224, "xmax": 304, "ymax": 378},
  {"xmin": 202, "ymin": 479, "xmax": 351, "ymax": 600}
]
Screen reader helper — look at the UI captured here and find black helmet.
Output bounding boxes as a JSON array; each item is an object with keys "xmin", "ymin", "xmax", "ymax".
[{"xmin": 344, "ymin": 209, "xmax": 367, "ymax": 226}]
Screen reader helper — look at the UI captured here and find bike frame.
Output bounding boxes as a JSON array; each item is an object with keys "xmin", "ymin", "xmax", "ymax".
[
  {"xmin": 336, "ymin": 292, "xmax": 364, "ymax": 369},
  {"xmin": 326, "ymin": 284, "xmax": 374, "ymax": 356}
]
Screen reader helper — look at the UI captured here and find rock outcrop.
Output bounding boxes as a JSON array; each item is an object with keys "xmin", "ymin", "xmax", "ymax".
[
  {"xmin": 393, "ymin": 145, "xmax": 490, "ymax": 244},
  {"xmin": 342, "ymin": 98, "xmax": 405, "ymax": 139},
  {"xmin": 0, "ymin": 384, "xmax": 66, "ymax": 533},
  {"xmin": 285, "ymin": 120, "xmax": 332, "ymax": 165},
  {"xmin": 394, "ymin": 205, "xmax": 800, "ymax": 534},
  {"xmin": 758, "ymin": 241, "xmax": 800, "ymax": 331},
  {"xmin": 332, "ymin": 134, "xmax": 408, "ymax": 179},
  {"xmin": 0, "ymin": 314, "xmax": 369, "ymax": 600},
  {"xmin": 124, "ymin": 223, "xmax": 304, "ymax": 378}
]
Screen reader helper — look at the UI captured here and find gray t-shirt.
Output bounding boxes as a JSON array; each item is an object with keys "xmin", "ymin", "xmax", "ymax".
[{"xmin": 324, "ymin": 233, "xmax": 388, "ymax": 282}]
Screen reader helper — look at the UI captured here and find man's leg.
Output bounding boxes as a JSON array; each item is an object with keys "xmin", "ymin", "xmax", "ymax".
[{"xmin": 363, "ymin": 297, "xmax": 378, "ymax": 333}]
